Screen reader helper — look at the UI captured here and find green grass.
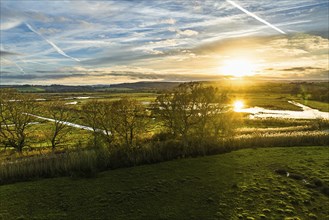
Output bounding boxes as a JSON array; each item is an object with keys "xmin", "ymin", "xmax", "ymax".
[
  {"xmin": 231, "ymin": 93, "xmax": 302, "ymax": 111},
  {"xmin": 26, "ymin": 90, "xmax": 329, "ymax": 113},
  {"xmin": 17, "ymin": 87, "xmax": 46, "ymax": 93},
  {"xmin": 292, "ymin": 99, "xmax": 329, "ymax": 112},
  {"xmin": 0, "ymin": 146, "xmax": 328, "ymax": 220},
  {"xmin": 94, "ymin": 87, "xmax": 134, "ymax": 91},
  {"xmin": 27, "ymin": 121, "xmax": 93, "ymax": 148}
]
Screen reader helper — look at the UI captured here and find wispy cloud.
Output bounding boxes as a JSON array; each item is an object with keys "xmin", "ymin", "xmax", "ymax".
[
  {"xmin": 226, "ymin": 0, "xmax": 286, "ymax": 34},
  {"xmin": 0, "ymin": 50, "xmax": 21, "ymax": 57},
  {"xmin": 1, "ymin": 58, "xmax": 26, "ymax": 74},
  {"xmin": 1, "ymin": 0, "xmax": 328, "ymax": 84},
  {"xmin": 25, "ymin": 23, "xmax": 80, "ymax": 62},
  {"xmin": 0, "ymin": 19, "xmax": 22, "ymax": 30}
]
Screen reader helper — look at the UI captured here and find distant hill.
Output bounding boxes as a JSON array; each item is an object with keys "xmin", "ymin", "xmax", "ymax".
[
  {"xmin": 0, "ymin": 81, "xmax": 181, "ymax": 93},
  {"xmin": 107, "ymin": 81, "xmax": 180, "ymax": 90}
]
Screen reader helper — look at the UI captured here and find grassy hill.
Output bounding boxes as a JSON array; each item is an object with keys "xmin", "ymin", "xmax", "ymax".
[{"xmin": 0, "ymin": 146, "xmax": 328, "ymax": 220}]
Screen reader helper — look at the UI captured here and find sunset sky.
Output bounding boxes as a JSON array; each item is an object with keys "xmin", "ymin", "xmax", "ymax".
[{"xmin": 1, "ymin": 0, "xmax": 328, "ymax": 85}]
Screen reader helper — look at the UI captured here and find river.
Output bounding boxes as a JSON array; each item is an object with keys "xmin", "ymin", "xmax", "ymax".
[
  {"xmin": 25, "ymin": 113, "xmax": 107, "ymax": 134},
  {"xmin": 235, "ymin": 101, "xmax": 329, "ymax": 120}
]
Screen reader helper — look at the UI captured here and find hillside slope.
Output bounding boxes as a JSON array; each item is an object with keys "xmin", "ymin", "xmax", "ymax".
[{"xmin": 0, "ymin": 146, "xmax": 328, "ymax": 219}]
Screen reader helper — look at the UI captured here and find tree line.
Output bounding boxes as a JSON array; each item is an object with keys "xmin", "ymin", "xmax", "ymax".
[{"xmin": 0, "ymin": 83, "xmax": 241, "ymax": 153}]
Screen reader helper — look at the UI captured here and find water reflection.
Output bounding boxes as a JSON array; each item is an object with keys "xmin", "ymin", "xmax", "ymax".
[{"xmin": 235, "ymin": 101, "xmax": 329, "ymax": 119}]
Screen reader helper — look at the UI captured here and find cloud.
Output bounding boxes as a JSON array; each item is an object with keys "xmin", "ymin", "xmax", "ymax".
[
  {"xmin": 1, "ymin": 0, "xmax": 328, "ymax": 84},
  {"xmin": 38, "ymin": 27, "xmax": 61, "ymax": 35},
  {"xmin": 0, "ymin": 19, "xmax": 22, "ymax": 30},
  {"xmin": 0, "ymin": 69, "xmax": 230, "ymax": 83},
  {"xmin": 149, "ymin": 39, "xmax": 178, "ymax": 47},
  {"xmin": 82, "ymin": 51, "xmax": 155, "ymax": 66},
  {"xmin": 0, "ymin": 50, "xmax": 21, "ymax": 57},
  {"xmin": 144, "ymin": 49, "xmax": 164, "ymax": 55},
  {"xmin": 178, "ymin": 29, "xmax": 199, "ymax": 37},
  {"xmin": 264, "ymin": 66, "xmax": 329, "ymax": 80},
  {"xmin": 0, "ymin": 6, "xmax": 23, "ymax": 30},
  {"xmin": 168, "ymin": 28, "xmax": 199, "ymax": 37},
  {"xmin": 1, "ymin": 58, "xmax": 26, "ymax": 74},
  {"xmin": 279, "ymin": 67, "xmax": 325, "ymax": 72},
  {"xmin": 0, "ymin": 5, "xmax": 55, "ymax": 30},
  {"xmin": 193, "ymin": 33, "xmax": 329, "ymax": 57},
  {"xmin": 0, "ymin": 71, "xmax": 12, "ymax": 74},
  {"xmin": 160, "ymin": 18, "xmax": 176, "ymax": 25},
  {"xmin": 0, "ymin": 73, "xmax": 86, "ymax": 80}
]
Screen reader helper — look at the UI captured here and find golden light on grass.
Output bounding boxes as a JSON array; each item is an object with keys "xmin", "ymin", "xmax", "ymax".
[
  {"xmin": 233, "ymin": 100, "xmax": 244, "ymax": 111},
  {"xmin": 220, "ymin": 59, "xmax": 255, "ymax": 77}
]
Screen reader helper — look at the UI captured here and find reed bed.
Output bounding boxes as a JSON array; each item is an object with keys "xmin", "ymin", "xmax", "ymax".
[{"xmin": 1, "ymin": 131, "xmax": 328, "ymax": 184}]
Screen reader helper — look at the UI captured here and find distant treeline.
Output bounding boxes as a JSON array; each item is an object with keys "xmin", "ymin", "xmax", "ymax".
[
  {"xmin": 1, "ymin": 81, "xmax": 328, "ymax": 100},
  {"xmin": 290, "ymin": 82, "xmax": 329, "ymax": 103},
  {"xmin": 0, "ymin": 82, "xmax": 181, "ymax": 93}
]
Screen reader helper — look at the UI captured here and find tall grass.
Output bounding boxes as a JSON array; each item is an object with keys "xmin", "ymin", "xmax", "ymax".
[
  {"xmin": 224, "ymin": 131, "xmax": 329, "ymax": 150},
  {"xmin": 0, "ymin": 150, "xmax": 99, "ymax": 183},
  {"xmin": 236, "ymin": 125, "xmax": 313, "ymax": 135},
  {"xmin": 244, "ymin": 118, "xmax": 318, "ymax": 128},
  {"xmin": 1, "ymin": 131, "xmax": 328, "ymax": 184}
]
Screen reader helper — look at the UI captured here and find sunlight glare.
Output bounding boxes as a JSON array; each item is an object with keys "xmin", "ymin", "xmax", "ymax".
[
  {"xmin": 220, "ymin": 59, "xmax": 255, "ymax": 77},
  {"xmin": 234, "ymin": 100, "xmax": 244, "ymax": 111}
]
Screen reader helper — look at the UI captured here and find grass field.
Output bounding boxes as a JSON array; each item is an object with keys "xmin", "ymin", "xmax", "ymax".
[
  {"xmin": 231, "ymin": 93, "xmax": 303, "ymax": 111},
  {"xmin": 1, "ymin": 146, "xmax": 328, "ymax": 220},
  {"xmin": 292, "ymin": 99, "xmax": 329, "ymax": 112}
]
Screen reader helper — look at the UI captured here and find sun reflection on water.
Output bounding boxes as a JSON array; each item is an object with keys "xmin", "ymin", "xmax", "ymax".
[{"xmin": 233, "ymin": 100, "xmax": 244, "ymax": 111}]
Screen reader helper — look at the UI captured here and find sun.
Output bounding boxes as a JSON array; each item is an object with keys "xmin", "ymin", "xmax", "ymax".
[
  {"xmin": 220, "ymin": 59, "xmax": 255, "ymax": 77},
  {"xmin": 233, "ymin": 100, "xmax": 244, "ymax": 111}
]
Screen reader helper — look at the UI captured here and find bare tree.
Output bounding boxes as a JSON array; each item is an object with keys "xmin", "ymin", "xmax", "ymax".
[
  {"xmin": 111, "ymin": 98, "xmax": 148, "ymax": 148},
  {"xmin": 0, "ymin": 89, "xmax": 36, "ymax": 152},
  {"xmin": 43, "ymin": 101, "xmax": 72, "ymax": 150},
  {"xmin": 153, "ymin": 92, "xmax": 177, "ymax": 136},
  {"xmin": 97, "ymin": 101, "xmax": 115, "ymax": 147},
  {"xmin": 81, "ymin": 100, "xmax": 102, "ymax": 147}
]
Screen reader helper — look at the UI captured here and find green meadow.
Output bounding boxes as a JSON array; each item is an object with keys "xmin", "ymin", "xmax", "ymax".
[{"xmin": 0, "ymin": 146, "xmax": 328, "ymax": 220}]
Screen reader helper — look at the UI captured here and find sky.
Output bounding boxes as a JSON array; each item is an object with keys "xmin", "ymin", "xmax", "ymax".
[{"xmin": 0, "ymin": 0, "xmax": 328, "ymax": 85}]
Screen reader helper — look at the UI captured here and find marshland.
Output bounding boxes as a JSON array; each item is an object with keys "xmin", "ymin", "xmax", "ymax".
[
  {"xmin": 1, "ymin": 0, "xmax": 328, "ymax": 219},
  {"xmin": 0, "ymin": 81, "xmax": 328, "ymax": 219}
]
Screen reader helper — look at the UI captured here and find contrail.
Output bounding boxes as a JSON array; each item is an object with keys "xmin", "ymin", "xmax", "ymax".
[
  {"xmin": 19, "ymin": 59, "xmax": 49, "ymax": 66},
  {"xmin": 226, "ymin": 0, "xmax": 286, "ymax": 35},
  {"xmin": 25, "ymin": 23, "xmax": 80, "ymax": 62},
  {"xmin": 1, "ymin": 58, "xmax": 26, "ymax": 74},
  {"xmin": 13, "ymin": 61, "xmax": 26, "ymax": 74}
]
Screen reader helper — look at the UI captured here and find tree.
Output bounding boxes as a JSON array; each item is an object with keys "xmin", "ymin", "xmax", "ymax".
[
  {"xmin": 153, "ymin": 92, "xmax": 177, "ymax": 136},
  {"xmin": 81, "ymin": 100, "xmax": 102, "ymax": 147},
  {"xmin": 111, "ymin": 98, "xmax": 148, "ymax": 148},
  {"xmin": 210, "ymin": 111, "xmax": 242, "ymax": 137},
  {"xmin": 43, "ymin": 101, "xmax": 72, "ymax": 150},
  {"xmin": 0, "ymin": 90, "xmax": 36, "ymax": 152},
  {"xmin": 154, "ymin": 82, "xmax": 226, "ymax": 144},
  {"xmin": 96, "ymin": 101, "xmax": 116, "ymax": 147},
  {"xmin": 189, "ymin": 84, "xmax": 227, "ymax": 140}
]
